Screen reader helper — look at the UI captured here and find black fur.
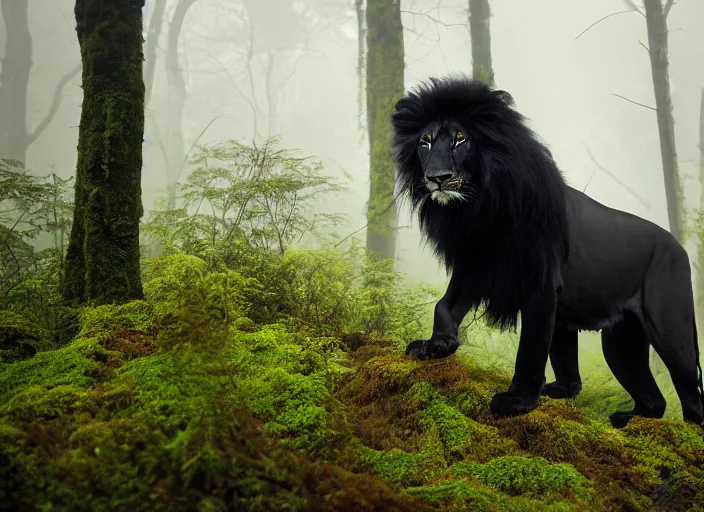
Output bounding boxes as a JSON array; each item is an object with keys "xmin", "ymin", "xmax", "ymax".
[{"xmin": 392, "ymin": 75, "xmax": 704, "ymax": 427}]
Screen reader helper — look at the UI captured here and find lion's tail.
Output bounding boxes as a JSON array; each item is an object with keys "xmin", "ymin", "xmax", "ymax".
[{"xmin": 693, "ymin": 317, "xmax": 704, "ymax": 426}]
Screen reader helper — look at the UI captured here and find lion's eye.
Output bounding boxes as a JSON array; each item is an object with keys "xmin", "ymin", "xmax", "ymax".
[
  {"xmin": 420, "ymin": 132, "xmax": 432, "ymax": 148},
  {"xmin": 454, "ymin": 131, "xmax": 466, "ymax": 147}
]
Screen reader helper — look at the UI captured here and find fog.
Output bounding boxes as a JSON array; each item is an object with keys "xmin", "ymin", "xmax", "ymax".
[{"xmin": 8, "ymin": 0, "xmax": 704, "ymax": 284}]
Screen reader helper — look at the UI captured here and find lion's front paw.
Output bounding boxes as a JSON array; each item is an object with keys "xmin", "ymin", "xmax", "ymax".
[
  {"xmin": 405, "ymin": 335, "xmax": 459, "ymax": 360},
  {"xmin": 608, "ymin": 411, "xmax": 637, "ymax": 429},
  {"xmin": 489, "ymin": 390, "xmax": 540, "ymax": 417},
  {"xmin": 541, "ymin": 381, "xmax": 582, "ymax": 399}
]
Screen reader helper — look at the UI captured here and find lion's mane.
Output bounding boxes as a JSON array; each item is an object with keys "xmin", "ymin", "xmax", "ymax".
[{"xmin": 391, "ymin": 76, "xmax": 570, "ymax": 328}]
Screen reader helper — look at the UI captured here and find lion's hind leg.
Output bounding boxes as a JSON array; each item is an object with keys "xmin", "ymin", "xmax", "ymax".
[
  {"xmin": 542, "ymin": 327, "xmax": 582, "ymax": 399},
  {"xmin": 640, "ymin": 248, "xmax": 704, "ymax": 426},
  {"xmin": 601, "ymin": 312, "xmax": 667, "ymax": 428}
]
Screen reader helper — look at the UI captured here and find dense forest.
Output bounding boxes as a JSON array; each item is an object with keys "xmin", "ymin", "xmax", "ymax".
[{"xmin": 0, "ymin": 0, "xmax": 703, "ymax": 511}]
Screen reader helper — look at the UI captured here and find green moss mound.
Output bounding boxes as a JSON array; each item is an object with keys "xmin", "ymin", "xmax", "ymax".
[
  {"xmin": 2, "ymin": 258, "xmax": 704, "ymax": 512},
  {"xmin": 0, "ymin": 309, "xmax": 42, "ymax": 362}
]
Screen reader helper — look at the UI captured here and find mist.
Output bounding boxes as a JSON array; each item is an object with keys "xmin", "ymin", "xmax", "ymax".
[{"xmin": 9, "ymin": 0, "xmax": 702, "ymax": 285}]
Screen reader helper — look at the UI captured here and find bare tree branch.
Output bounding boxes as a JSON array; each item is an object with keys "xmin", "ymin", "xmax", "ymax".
[
  {"xmin": 612, "ymin": 92, "xmax": 657, "ymax": 111},
  {"xmin": 581, "ymin": 141, "xmax": 651, "ymax": 208},
  {"xmin": 663, "ymin": 0, "xmax": 675, "ymax": 19},
  {"xmin": 622, "ymin": 0, "xmax": 646, "ymax": 16},
  {"xmin": 575, "ymin": 10, "xmax": 636, "ymax": 41},
  {"xmin": 27, "ymin": 64, "xmax": 81, "ymax": 145},
  {"xmin": 400, "ymin": 10, "xmax": 464, "ymax": 28}
]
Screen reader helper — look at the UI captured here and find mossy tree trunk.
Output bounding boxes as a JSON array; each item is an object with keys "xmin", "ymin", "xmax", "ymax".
[
  {"xmin": 365, "ymin": 0, "xmax": 404, "ymax": 263},
  {"xmin": 469, "ymin": 0, "xmax": 494, "ymax": 86},
  {"xmin": 0, "ymin": 0, "xmax": 79, "ymax": 165},
  {"xmin": 643, "ymin": 0, "xmax": 683, "ymax": 243},
  {"xmin": 63, "ymin": 0, "xmax": 145, "ymax": 305}
]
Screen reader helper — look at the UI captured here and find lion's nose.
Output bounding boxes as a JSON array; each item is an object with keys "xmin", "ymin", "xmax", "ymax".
[{"xmin": 427, "ymin": 173, "xmax": 454, "ymax": 185}]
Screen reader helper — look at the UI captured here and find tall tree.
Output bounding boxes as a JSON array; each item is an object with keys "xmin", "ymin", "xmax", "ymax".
[
  {"xmin": 469, "ymin": 0, "xmax": 494, "ymax": 86},
  {"xmin": 144, "ymin": 0, "xmax": 167, "ymax": 106},
  {"xmin": 63, "ymin": 0, "xmax": 145, "ymax": 304},
  {"xmin": 163, "ymin": 0, "xmax": 198, "ymax": 208},
  {"xmin": 364, "ymin": 0, "xmax": 404, "ymax": 262},
  {"xmin": 642, "ymin": 0, "xmax": 682, "ymax": 242},
  {"xmin": 355, "ymin": 0, "xmax": 365, "ymax": 136},
  {"xmin": 0, "ymin": 0, "xmax": 79, "ymax": 165},
  {"xmin": 697, "ymin": 87, "xmax": 704, "ymax": 323}
]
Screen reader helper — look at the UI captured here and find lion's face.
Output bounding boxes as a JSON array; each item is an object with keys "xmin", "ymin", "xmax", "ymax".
[{"xmin": 416, "ymin": 121, "xmax": 473, "ymax": 206}]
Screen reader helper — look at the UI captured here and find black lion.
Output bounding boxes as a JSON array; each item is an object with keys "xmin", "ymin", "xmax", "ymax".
[{"xmin": 391, "ymin": 75, "xmax": 704, "ymax": 428}]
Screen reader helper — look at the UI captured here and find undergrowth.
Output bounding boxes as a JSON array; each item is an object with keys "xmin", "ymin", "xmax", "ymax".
[{"xmin": 1, "ymin": 248, "xmax": 702, "ymax": 512}]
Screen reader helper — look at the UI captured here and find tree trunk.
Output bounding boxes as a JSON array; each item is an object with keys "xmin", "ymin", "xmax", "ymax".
[
  {"xmin": 643, "ymin": 0, "xmax": 683, "ymax": 242},
  {"xmin": 469, "ymin": 0, "xmax": 494, "ymax": 86},
  {"xmin": 144, "ymin": 0, "xmax": 167, "ymax": 105},
  {"xmin": 0, "ymin": 0, "xmax": 80, "ymax": 166},
  {"xmin": 165, "ymin": 0, "xmax": 198, "ymax": 209},
  {"xmin": 0, "ymin": 0, "xmax": 31, "ymax": 163},
  {"xmin": 697, "ymin": 88, "xmax": 704, "ymax": 325},
  {"xmin": 355, "ymin": 0, "xmax": 365, "ymax": 135},
  {"xmin": 364, "ymin": 0, "xmax": 404, "ymax": 262},
  {"xmin": 63, "ymin": 0, "xmax": 145, "ymax": 305}
]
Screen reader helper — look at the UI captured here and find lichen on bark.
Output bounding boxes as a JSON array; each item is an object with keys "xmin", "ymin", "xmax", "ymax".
[{"xmin": 63, "ymin": 0, "xmax": 145, "ymax": 305}]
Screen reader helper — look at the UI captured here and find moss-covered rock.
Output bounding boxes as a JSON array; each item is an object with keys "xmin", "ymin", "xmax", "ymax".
[{"xmin": 0, "ymin": 309, "xmax": 42, "ymax": 362}]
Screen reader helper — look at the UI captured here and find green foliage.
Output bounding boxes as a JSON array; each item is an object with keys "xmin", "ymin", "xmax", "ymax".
[
  {"xmin": 0, "ymin": 161, "xmax": 74, "ymax": 348},
  {"xmin": 143, "ymin": 137, "xmax": 349, "ymax": 265}
]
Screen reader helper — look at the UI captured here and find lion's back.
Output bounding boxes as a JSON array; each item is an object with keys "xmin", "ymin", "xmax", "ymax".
[{"xmin": 556, "ymin": 186, "xmax": 685, "ymax": 330}]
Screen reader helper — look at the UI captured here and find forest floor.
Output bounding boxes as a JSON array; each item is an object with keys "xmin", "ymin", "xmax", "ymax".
[{"xmin": 1, "ymin": 257, "xmax": 703, "ymax": 512}]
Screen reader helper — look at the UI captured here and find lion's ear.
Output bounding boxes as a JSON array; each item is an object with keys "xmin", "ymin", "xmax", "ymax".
[
  {"xmin": 492, "ymin": 90, "xmax": 514, "ymax": 106},
  {"xmin": 394, "ymin": 96, "xmax": 412, "ymax": 112}
]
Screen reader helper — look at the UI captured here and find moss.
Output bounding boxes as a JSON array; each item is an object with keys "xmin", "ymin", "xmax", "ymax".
[
  {"xmin": 450, "ymin": 455, "xmax": 590, "ymax": 500},
  {"xmin": 405, "ymin": 381, "xmax": 439, "ymax": 410},
  {"xmin": 78, "ymin": 300, "xmax": 155, "ymax": 335},
  {"xmin": 339, "ymin": 354, "xmax": 474, "ymax": 405},
  {"xmin": 0, "ymin": 423, "xmax": 27, "ymax": 506},
  {"xmin": 0, "ymin": 337, "xmax": 109, "ymax": 404},
  {"xmin": 2, "ymin": 384, "xmax": 92, "ymax": 422},
  {"xmin": 650, "ymin": 469, "xmax": 704, "ymax": 512},
  {"xmin": 622, "ymin": 417, "xmax": 704, "ymax": 465},
  {"xmin": 0, "ymin": 309, "xmax": 42, "ymax": 344},
  {"xmin": 420, "ymin": 399, "xmax": 517, "ymax": 462},
  {"xmin": 8, "ymin": 250, "xmax": 704, "ymax": 510},
  {"xmin": 406, "ymin": 480, "xmax": 501, "ymax": 511}
]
